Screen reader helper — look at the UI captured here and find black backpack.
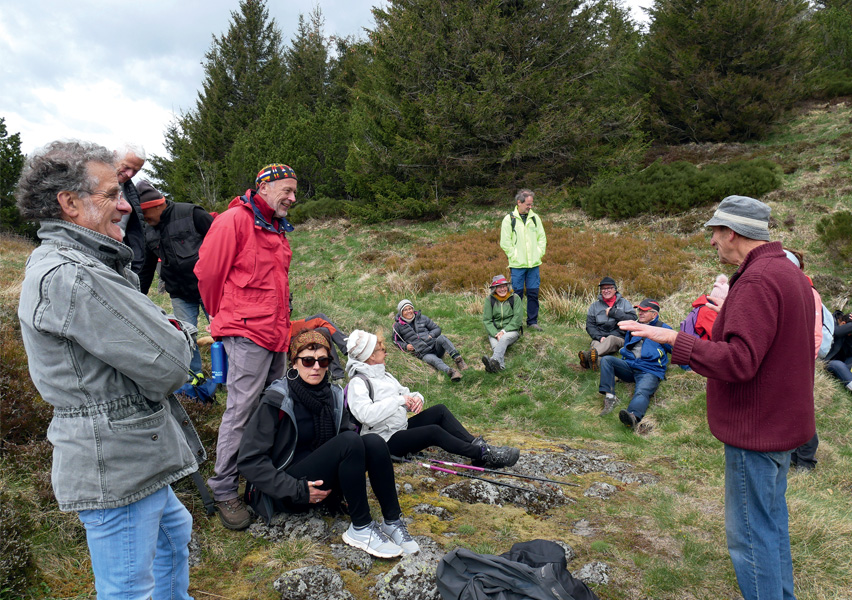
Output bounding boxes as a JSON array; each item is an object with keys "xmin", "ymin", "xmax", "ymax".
[{"xmin": 436, "ymin": 540, "xmax": 599, "ymax": 600}]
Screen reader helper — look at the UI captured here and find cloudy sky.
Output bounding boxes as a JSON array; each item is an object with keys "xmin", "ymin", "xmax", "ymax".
[{"xmin": 1, "ymin": 0, "xmax": 651, "ymax": 160}]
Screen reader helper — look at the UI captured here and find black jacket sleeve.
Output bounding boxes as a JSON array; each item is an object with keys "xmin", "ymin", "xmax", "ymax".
[{"xmin": 237, "ymin": 398, "xmax": 309, "ymax": 505}]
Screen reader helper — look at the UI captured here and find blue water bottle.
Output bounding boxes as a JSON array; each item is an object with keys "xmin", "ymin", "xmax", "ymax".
[{"xmin": 211, "ymin": 341, "xmax": 228, "ymax": 384}]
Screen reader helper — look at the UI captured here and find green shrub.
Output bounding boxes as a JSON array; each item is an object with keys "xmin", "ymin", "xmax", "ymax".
[
  {"xmin": 580, "ymin": 159, "xmax": 782, "ymax": 219},
  {"xmin": 288, "ymin": 196, "xmax": 348, "ymax": 224},
  {"xmin": 344, "ymin": 176, "xmax": 445, "ymax": 224},
  {"xmin": 0, "ymin": 491, "xmax": 38, "ymax": 598},
  {"xmin": 816, "ymin": 210, "xmax": 852, "ymax": 261}
]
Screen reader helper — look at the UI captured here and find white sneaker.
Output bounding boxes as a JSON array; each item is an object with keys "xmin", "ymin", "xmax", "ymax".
[
  {"xmin": 342, "ymin": 522, "xmax": 403, "ymax": 558},
  {"xmin": 381, "ymin": 518, "xmax": 420, "ymax": 554}
]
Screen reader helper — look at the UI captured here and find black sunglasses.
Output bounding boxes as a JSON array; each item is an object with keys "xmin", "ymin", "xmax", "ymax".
[{"xmin": 297, "ymin": 356, "xmax": 331, "ymax": 368}]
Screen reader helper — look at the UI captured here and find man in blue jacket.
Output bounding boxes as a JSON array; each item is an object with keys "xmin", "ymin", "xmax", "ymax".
[{"xmin": 598, "ymin": 299, "xmax": 672, "ymax": 428}]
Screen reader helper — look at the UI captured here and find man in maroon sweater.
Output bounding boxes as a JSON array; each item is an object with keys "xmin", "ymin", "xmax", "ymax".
[{"xmin": 620, "ymin": 195, "xmax": 815, "ymax": 600}]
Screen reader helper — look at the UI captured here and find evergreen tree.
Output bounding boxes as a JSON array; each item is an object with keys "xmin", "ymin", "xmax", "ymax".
[
  {"xmin": 150, "ymin": 0, "xmax": 286, "ymax": 207},
  {"xmin": 345, "ymin": 0, "xmax": 646, "ymax": 210},
  {"xmin": 0, "ymin": 118, "xmax": 34, "ymax": 238},
  {"xmin": 638, "ymin": 0, "xmax": 811, "ymax": 142},
  {"xmin": 807, "ymin": 0, "xmax": 852, "ymax": 97}
]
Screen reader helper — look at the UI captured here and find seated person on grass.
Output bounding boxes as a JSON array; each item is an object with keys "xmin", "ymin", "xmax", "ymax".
[
  {"xmin": 482, "ymin": 275, "xmax": 524, "ymax": 373},
  {"xmin": 392, "ymin": 299, "xmax": 467, "ymax": 382},
  {"xmin": 823, "ymin": 310, "xmax": 852, "ymax": 394},
  {"xmin": 345, "ymin": 330, "xmax": 520, "ymax": 468},
  {"xmin": 598, "ymin": 299, "xmax": 673, "ymax": 430},
  {"xmin": 580, "ymin": 277, "xmax": 636, "ymax": 370}
]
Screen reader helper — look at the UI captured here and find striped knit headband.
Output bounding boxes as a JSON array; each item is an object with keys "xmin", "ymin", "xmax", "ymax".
[{"xmin": 256, "ymin": 164, "xmax": 297, "ymax": 186}]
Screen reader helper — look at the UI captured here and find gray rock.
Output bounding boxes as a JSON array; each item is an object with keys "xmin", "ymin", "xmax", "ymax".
[
  {"xmin": 440, "ymin": 478, "xmax": 573, "ymax": 515},
  {"xmin": 572, "ymin": 561, "xmax": 610, "ymax": 586},
  {"xmin": 402, "ymin": 483, "xmax": 414, "ymax": 494},
  {"xmin": 422, "ymin": 477, "xmax": 436, "ymax": 484},
  {"xmin": 572, "ymin": 518, "xmax": 594, "ymax": 537},
  {"xmin": 273, "ymin": 566, "xmax": 354, "ymax": 600},
  {"xmin": 412, "ymin": 503, "xmax": 454, "ymax": 520},
  {"xmin": 373, "ymin": 538, "xmax": 443, "ymax": 600},
  {"xmin": 187, "ymin": 532, "xmax": 202, "ymax": 567},
  {"xmin": 249, "ymin": 513, "xmax": 331, "ymax": 544},
  {"xmin": 330, "ymin": 543, "xmax": 373, "ymax": 575},
  {"xmin": 584, "ymin": 482, "xmax": 617, "ymax": 499}
]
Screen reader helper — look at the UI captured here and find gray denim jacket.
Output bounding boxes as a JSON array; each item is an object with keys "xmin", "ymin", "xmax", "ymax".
[{"xmin": 17, "ymin": 220, "xmax": 206, "ymax": 511}]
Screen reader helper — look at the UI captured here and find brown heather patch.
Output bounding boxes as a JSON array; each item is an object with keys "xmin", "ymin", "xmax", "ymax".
[{"xmin": 407, "ymin": 225, "xmax": 698, "ymax": 299}]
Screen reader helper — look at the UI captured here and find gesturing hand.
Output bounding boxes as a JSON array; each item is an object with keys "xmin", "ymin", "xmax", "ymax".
[{"xmin": 307, "ymin": 480, "xmax": 330, "ymax": 504}]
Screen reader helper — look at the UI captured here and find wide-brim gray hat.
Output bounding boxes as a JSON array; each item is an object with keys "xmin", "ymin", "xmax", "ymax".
[{"xmin": 704, "ymin": 195, "xmax": 771, "ymax": 241}]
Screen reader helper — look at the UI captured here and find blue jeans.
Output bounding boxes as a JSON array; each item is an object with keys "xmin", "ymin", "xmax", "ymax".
[
  {"xmin": 510, "ymin": 267, "xmax": 539, "ymax": 325},
  {"xmin": 724, "ymin": 445, "xmax": 795, "ymax": 600},
  {"xmin": 78, "ymin": 485, "xmax": 193, "ymax": 600},
  {"xmin": 171, "ymin": 296, "xmax": 209, "ymax": 375},
  {"xmin": 598, "ymin": 355, "xmax": 661, "ymax": 420},
  {"xmin": 826, "ymin": 357, "xmax": 852, "ymax": 385}
]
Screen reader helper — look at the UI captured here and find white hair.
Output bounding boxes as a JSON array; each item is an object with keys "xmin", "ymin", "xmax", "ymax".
[{"xmin": 115, "ymin": 142, "xmax": 146, "ymax": 162}]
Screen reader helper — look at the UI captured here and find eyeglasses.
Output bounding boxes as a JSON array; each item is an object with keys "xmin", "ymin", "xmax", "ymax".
[
  {"xmin": 82, "ymin": 188, "xmax": 124, "ymax": 203},
  {"xmin": 297, "ymin": 356, "xmax": 331, "ymax": 368}
]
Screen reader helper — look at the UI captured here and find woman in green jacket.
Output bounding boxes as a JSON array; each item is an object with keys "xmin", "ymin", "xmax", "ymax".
[{"xmin": 481, "ymin": 275, "xmax": 525, "ymax": 372}]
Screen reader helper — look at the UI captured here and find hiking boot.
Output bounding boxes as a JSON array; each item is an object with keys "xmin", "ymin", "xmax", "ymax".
[
  {"xmin": 589, "ymin": 348, "xmax": 598, "ymax": 370},
  {"xmin": 380, "ymin": 518, "xmax": 420, "ymax": 554},
  {"xmin": 454, "ymin": 355, "xmax": 468, "ymax": 370},
  {"xmin": 342, "ymin": 521, "xmax": 403, "ymax": 558},
  {"xmin": 846, "ymin": 381, "xmax": 852, "ymax": 393},
  {"xmin": 475, "ymin": 443, "xmax": 520, "ymax": 468},
  {"xmin": 578, "ymin": 350, "xmax": 590, "ymax": 369},
  {"xmin": 449, "ymin": 369, "xmax": 462, "ymax": 382},
  {"xmin": 481, "ymin": 355, "xmax": 494, "ymax": 373},
  {"xmin": 471, "ymin": 435, "xmax": 487, "ymax": 448},
  {"xmin": 489, "ymin": 358, "xmax": 503, "ymax": 372},
  {"xmin": 528, "ymin": 323, "xmax": 543, "ymax": 331},
  {"xmin": 215, "ymin": 497, "xmax": 252, "ymax": 530},
  {"xmin": 619, "ymin": 409, "xmax": 638, "ymax": 429},
  {"xmin": 599, "ymin": 393, "xmax": 619, "ymax": 416}
]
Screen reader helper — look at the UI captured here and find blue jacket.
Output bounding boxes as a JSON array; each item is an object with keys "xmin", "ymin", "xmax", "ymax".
[{"xmin": 619, "ymin": 315, "xmax": 673, "ymax": 379}]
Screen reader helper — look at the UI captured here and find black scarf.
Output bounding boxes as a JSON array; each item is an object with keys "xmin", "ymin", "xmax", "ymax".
[{"xmin": 288, "ymin": 372, "xmax": 336, "ymax": 450}]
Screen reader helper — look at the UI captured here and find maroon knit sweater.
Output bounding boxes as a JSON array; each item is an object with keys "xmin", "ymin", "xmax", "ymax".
[{"xmin": 671, "ymin": 242, "xmax": 815, "ymax": 452}]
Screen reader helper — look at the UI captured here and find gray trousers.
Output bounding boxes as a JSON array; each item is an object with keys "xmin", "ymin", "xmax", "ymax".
[
  {"xmin": 488, "ymin": 331, "xmax": 520, "ymax": 368},
  {"xmin": 421, "ymin": 335, "xmax": 459, "ymax": 374},
  {"xmin": 207, "ymin": 336, "xmax": 286, "ymax": 500},
  {"xmin": 590, "ymin": 335, "xmax": 624, "ymax": 358}
]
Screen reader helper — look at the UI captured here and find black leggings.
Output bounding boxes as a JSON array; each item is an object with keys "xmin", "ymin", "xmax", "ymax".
[
  {"xmin": 386, "ymin": 404, "xmax": 479, "ymax": 460},
  {"xmin": 285, "ymin": 430, "xmax": 400, "ymax": 527}
]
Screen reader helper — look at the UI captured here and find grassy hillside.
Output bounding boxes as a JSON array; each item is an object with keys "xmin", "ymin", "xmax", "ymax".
[{"xmin": 2, "ymin": 99, "xmax": 851, "ymax": 600}]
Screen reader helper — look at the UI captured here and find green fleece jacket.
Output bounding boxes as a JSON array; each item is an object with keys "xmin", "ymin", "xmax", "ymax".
[{"xmin": 483, "ymin": 292, "xmax": 525, "ymax": 337}]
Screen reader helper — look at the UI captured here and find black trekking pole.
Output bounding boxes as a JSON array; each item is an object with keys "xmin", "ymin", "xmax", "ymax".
[
  {"xmin": 418, "ymin": 457, "xmax": 580, "ymax": 487},
  {"xmin": 392, "ymin": 456, "xmax": 532, "ymax": 492}
]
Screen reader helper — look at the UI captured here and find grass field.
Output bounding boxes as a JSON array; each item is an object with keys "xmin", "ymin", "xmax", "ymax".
[{"xmin": 2, "ymin": 100, "xmax": 852, "ymax": 600}]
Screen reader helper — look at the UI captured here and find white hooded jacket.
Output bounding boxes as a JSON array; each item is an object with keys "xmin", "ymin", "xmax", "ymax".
[{"xmin": 344, "ymin": 358, "xmax": 424, "ymax": 441}]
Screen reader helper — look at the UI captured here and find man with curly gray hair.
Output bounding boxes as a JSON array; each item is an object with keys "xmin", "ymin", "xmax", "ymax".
[{"xmin": 17, "ymin": 140, "xmax": 204, "ymax": 600}]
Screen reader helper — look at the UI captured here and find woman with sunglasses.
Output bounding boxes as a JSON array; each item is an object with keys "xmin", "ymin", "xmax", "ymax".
[
  {"xmin": 345, "ymin": 330, "xmax": 520, "ymax": 468},
  {"xmin": 237, "ymin": 329, "xmax": 418, "ymax": 558}
]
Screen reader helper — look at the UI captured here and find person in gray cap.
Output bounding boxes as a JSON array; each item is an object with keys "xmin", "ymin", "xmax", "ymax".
[
  {"xmin": 392, "ymin": 299, "xmax": 466, "ymax": 381},
  {"xmin": 620, "ymin": 195, "xmax": 815, "ymax": 600},
  {"xmin": 580, "ymin": 276, "xmax": 637, "ymax": 369}
]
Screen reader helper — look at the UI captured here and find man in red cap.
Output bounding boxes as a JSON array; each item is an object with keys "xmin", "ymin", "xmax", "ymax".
[
  {"xmin": 597, "ymin": 298, "xmax": 672, "ymax": 428},
  {"xmin": 194, "ymin": 164, "xmax": 297, "ymax": 529}
]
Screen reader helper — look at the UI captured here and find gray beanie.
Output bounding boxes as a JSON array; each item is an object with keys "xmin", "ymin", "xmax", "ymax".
[
  {"xmin": 397, "ymin": 299, "xmax": 413, "ymax": 314},
  {"xmin": 704, "ymin": 195, "xmax": 771, "ymax": 241},
  {"xmin": 346, "ymin": 330, "xmax": 378, "ymax": 362}
]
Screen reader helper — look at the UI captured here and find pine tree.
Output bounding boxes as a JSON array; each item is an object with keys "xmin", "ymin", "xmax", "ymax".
[
  {"xmin": 638, "ymin": 0, "xmax": 811, "ymax": 142},
  {"xmin": 0, "ymin": 118, "xmax": 34, "ymax": 238},
  {"xmin": 345, "ymin": 0, "xmax": 646, "ymax": 208},
  {"xmin": 150, "ymin": 0, "xmax": 286, "ymax": 207}
]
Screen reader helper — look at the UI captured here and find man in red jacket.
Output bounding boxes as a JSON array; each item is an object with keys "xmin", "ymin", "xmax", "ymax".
[
  {"xmin": 620, "ymin": 195, "xmax": 815, "ymax": 600},
  {"xmin": 194, "ymin": 164, "xmax": 296, "ymax": 530}
]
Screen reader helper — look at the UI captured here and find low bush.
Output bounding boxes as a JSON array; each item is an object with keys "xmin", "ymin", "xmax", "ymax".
[
  {"xmin": 0, "ymin": 490, "xmax": 38, "ymax": 598},
  {"xmin": 288, "ymin": 196, "xmax": 348, "ymax": 224},
  {"xmin": 406, "ymin": 225, "xmax": 697, "ymax": 300},
  {"xmin": 344, "ymin": 176, "xmax": 446, "ymax": 224},
  {"xmin": 580, "ymin": 159, "xmax": 782, "ymax": 220},
  {"xmin": 816, "ymin": 210, "xmax": 852, "ymax": 262}
]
